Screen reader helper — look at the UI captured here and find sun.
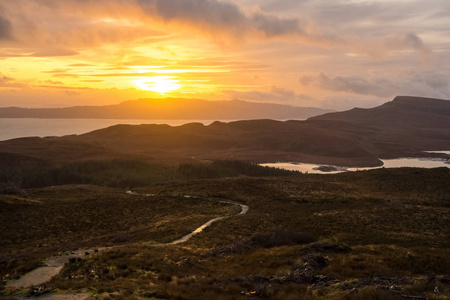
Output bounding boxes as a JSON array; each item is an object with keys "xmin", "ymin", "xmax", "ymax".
[{"xmin": 134, "ymin": 77, "xmax": 181, "ymax": 94}]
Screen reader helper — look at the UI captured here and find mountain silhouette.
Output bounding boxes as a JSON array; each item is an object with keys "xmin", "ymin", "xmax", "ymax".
[{"xmin": 1, "ymin": 96, "xmax": 449, "ymax": 167}]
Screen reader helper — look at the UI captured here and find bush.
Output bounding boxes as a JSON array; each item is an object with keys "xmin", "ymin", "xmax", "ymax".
[
  {"xmin": 251, "ymin": 230, "xmax": 316, "ymax": 248},
  {"xmin": 0, "ymin": 182, "xmax": 30, "ymax": 198}
]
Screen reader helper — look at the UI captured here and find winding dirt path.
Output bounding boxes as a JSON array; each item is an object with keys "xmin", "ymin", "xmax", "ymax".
[{"xmin": 6, "ymin": 193, "xmax": 249, "ymax": 298}]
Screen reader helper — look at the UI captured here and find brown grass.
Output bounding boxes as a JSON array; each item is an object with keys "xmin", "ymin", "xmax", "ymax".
[{"xmin": 2, "ymin": 167, "xmax": 450, "ymax": 299}]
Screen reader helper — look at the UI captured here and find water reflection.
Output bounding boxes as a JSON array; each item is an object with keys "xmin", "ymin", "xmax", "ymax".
[{"xmin": 261, "ymin": 156, "xmax": 450, "ymax": 174}]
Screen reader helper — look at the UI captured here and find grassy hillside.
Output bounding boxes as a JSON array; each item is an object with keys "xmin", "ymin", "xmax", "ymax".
[{"xmin": 2, "ymin": 167, "xmax": 449, "ymax": 299}]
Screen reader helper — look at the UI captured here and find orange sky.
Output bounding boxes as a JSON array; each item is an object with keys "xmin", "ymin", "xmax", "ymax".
[{"xmin": 0, "ymin": 0, "xmax": 449, "ymax": 109}]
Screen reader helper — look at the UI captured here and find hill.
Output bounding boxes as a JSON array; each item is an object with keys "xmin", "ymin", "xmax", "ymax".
[
  {"xmin": 0, "ymin": 96, "xmax": 449, "ymax": 167},
  {"xmin": 0, "ymin": 98, "xmax": 332, "ymax": 120},
  {"xmin": 308, "ymin": 96, "xmax": 450, "ymax": 158},
  {"xmin": 309, "ymin": 96, "xmax": 450, "ymax": 128}
]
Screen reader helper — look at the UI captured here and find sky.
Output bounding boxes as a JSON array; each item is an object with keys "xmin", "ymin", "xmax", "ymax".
[{"xmin": 0, "ymin": 0, "xmax": 449, "ymax": 110}]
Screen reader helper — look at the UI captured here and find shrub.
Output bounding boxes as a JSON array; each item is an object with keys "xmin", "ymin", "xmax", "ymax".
[{"xmin": 251, "ymin": 230, "xmax": 316, "ymax": 248}]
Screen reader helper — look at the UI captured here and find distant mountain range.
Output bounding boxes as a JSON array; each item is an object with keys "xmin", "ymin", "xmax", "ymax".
[
  {"xmin": 0, "ymin": 98, "xmax": 332, "ymax": 120},
  {"xmin": 1, "ymin": 96, "xmax": 449, "ymax": 167}
]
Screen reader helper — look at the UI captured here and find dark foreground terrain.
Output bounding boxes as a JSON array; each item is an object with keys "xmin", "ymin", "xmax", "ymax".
[{"xmin": 1, "ymin": 166, "xmax": 449, "ymax": 299}]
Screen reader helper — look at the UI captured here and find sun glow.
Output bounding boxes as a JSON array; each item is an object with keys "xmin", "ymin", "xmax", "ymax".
[{"xmin": 133, "ymin": 77, "xmax": 181, "ymax": 94}]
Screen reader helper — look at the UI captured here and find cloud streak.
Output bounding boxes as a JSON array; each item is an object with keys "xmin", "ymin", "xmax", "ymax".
[{"xmin": 224, "ymin": 85, "xmax": 312, "ymax": 103}]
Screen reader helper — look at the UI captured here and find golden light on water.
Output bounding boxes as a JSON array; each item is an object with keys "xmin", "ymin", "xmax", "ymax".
[{"xmin": 133, "ymin": 77, "xmax": 181, "ymax": 94}]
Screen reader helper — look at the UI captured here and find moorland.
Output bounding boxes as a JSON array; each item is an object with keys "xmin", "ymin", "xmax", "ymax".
[
  {"xmin": 1, "ymin": 166, "xmax": 449, "ymax": 299},
  {"xmin": 1, "ymin": 95, "xmax": 450, "ymax": 299}
]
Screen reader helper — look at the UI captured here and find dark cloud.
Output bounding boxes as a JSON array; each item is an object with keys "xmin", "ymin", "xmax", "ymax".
[
  {"xmin": 149, "ymin": 0, "xmax": 246, "ymax": 29},
  {"xmin": 398, "ymin": 33, "xmax": 428, "ymax": 51},
  {"xmin": 0, "ymin": 15, "xmax": 13, "ymax": 40},
  {"xmin": 138, "ymin": 0, "xmax": 304, "ymax": 38},
  {"xmin": 251, "ymin": 13, "xmax": 302, "ymax": 37},
  {"xmin": 260, "ymin": 0, "xmax": 310, "ymax": 13},
  {"xmin": 385, "ymin": 33, "xmax": 431, "ymax": 64}
]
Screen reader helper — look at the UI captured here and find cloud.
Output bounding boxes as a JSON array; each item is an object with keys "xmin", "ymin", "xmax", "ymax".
[
  {"xmin": 0, "ymin": 0, "xmax": 160, "ymax": 50},
  {"xmin": 43, "ymin": 69, "xmax": 80, "ymax": 78},
  {"xmin": 259, "ymin": 1, "xmax": 435, "ymax": 61},
  {"xmin": 312, "ymin": 73, "xmax": 393, "ymax": 98},
  {"xmin": 0, "ymin": 48, "xmax": 83, "ymax": 58},
  {"xmin": 301, "ymin": 71, "xmax": 450, "ymax": 100},
  {"xmin": 140, "ymin": 0, "xmax": 246, "ymax": 31},
  {"xmin": 0, "ymin": 73, "xmax": 13, "ymax": 86},
  {"xmin": 65, "ymin": 90, "xmax": 80, "ymax": 97},
  {"xmin": 68, "ymin": 64, "xmax": 93, "ymax": 67},
  {"xmin": 0, "ymin": 73, "xmax": 11, "ymax": 81},
  {"xmin": 260, "ymin": 0, "xmax": 310, "ymax": 13},
  {"xmin": 270, "ymin": 85, "xmax": 296, "ymax": 99},
  {"xmin": 45, "ymin": 80, "xmax": 63, "ymax": 85},
  {"xmin": 399, "ymin": 69, "xmax": 449, "ymax": 90},
  {"xmin": 29, "ymin": 48, "xmax": 79, "ymax": 57},
  {"xmin": 137, "ymin": 0, "xmax": 308, "ymax": 40},
  {"xmin": 0, "ymin": 15, "xmax": 13, "ymax": 40},
  {"xmin": 0, "ymin": 73, "xmax": 26, "ymax": 88},
  {"xmin": 384, "ymin": 33, "xmax": 431, "ymax": 64},
  {"xmin": 1, "ymin": 0, "xmax": 429, "ymax": 56},
  {"xmin": 224, "ymin": 85, "xmax": 312, "ymax": 103},
  {"xmin": 251, "ymin": 12, "xmax": 303, "ymax": 37},
  {"xmin": 1, "ymin": 0, "xmax": 313, "ymax": 50}
]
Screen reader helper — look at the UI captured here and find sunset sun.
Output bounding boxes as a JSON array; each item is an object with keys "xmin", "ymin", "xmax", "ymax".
[{"xmin": 133, "ymin": 77, "xmax": 181, "ymax": 94}]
